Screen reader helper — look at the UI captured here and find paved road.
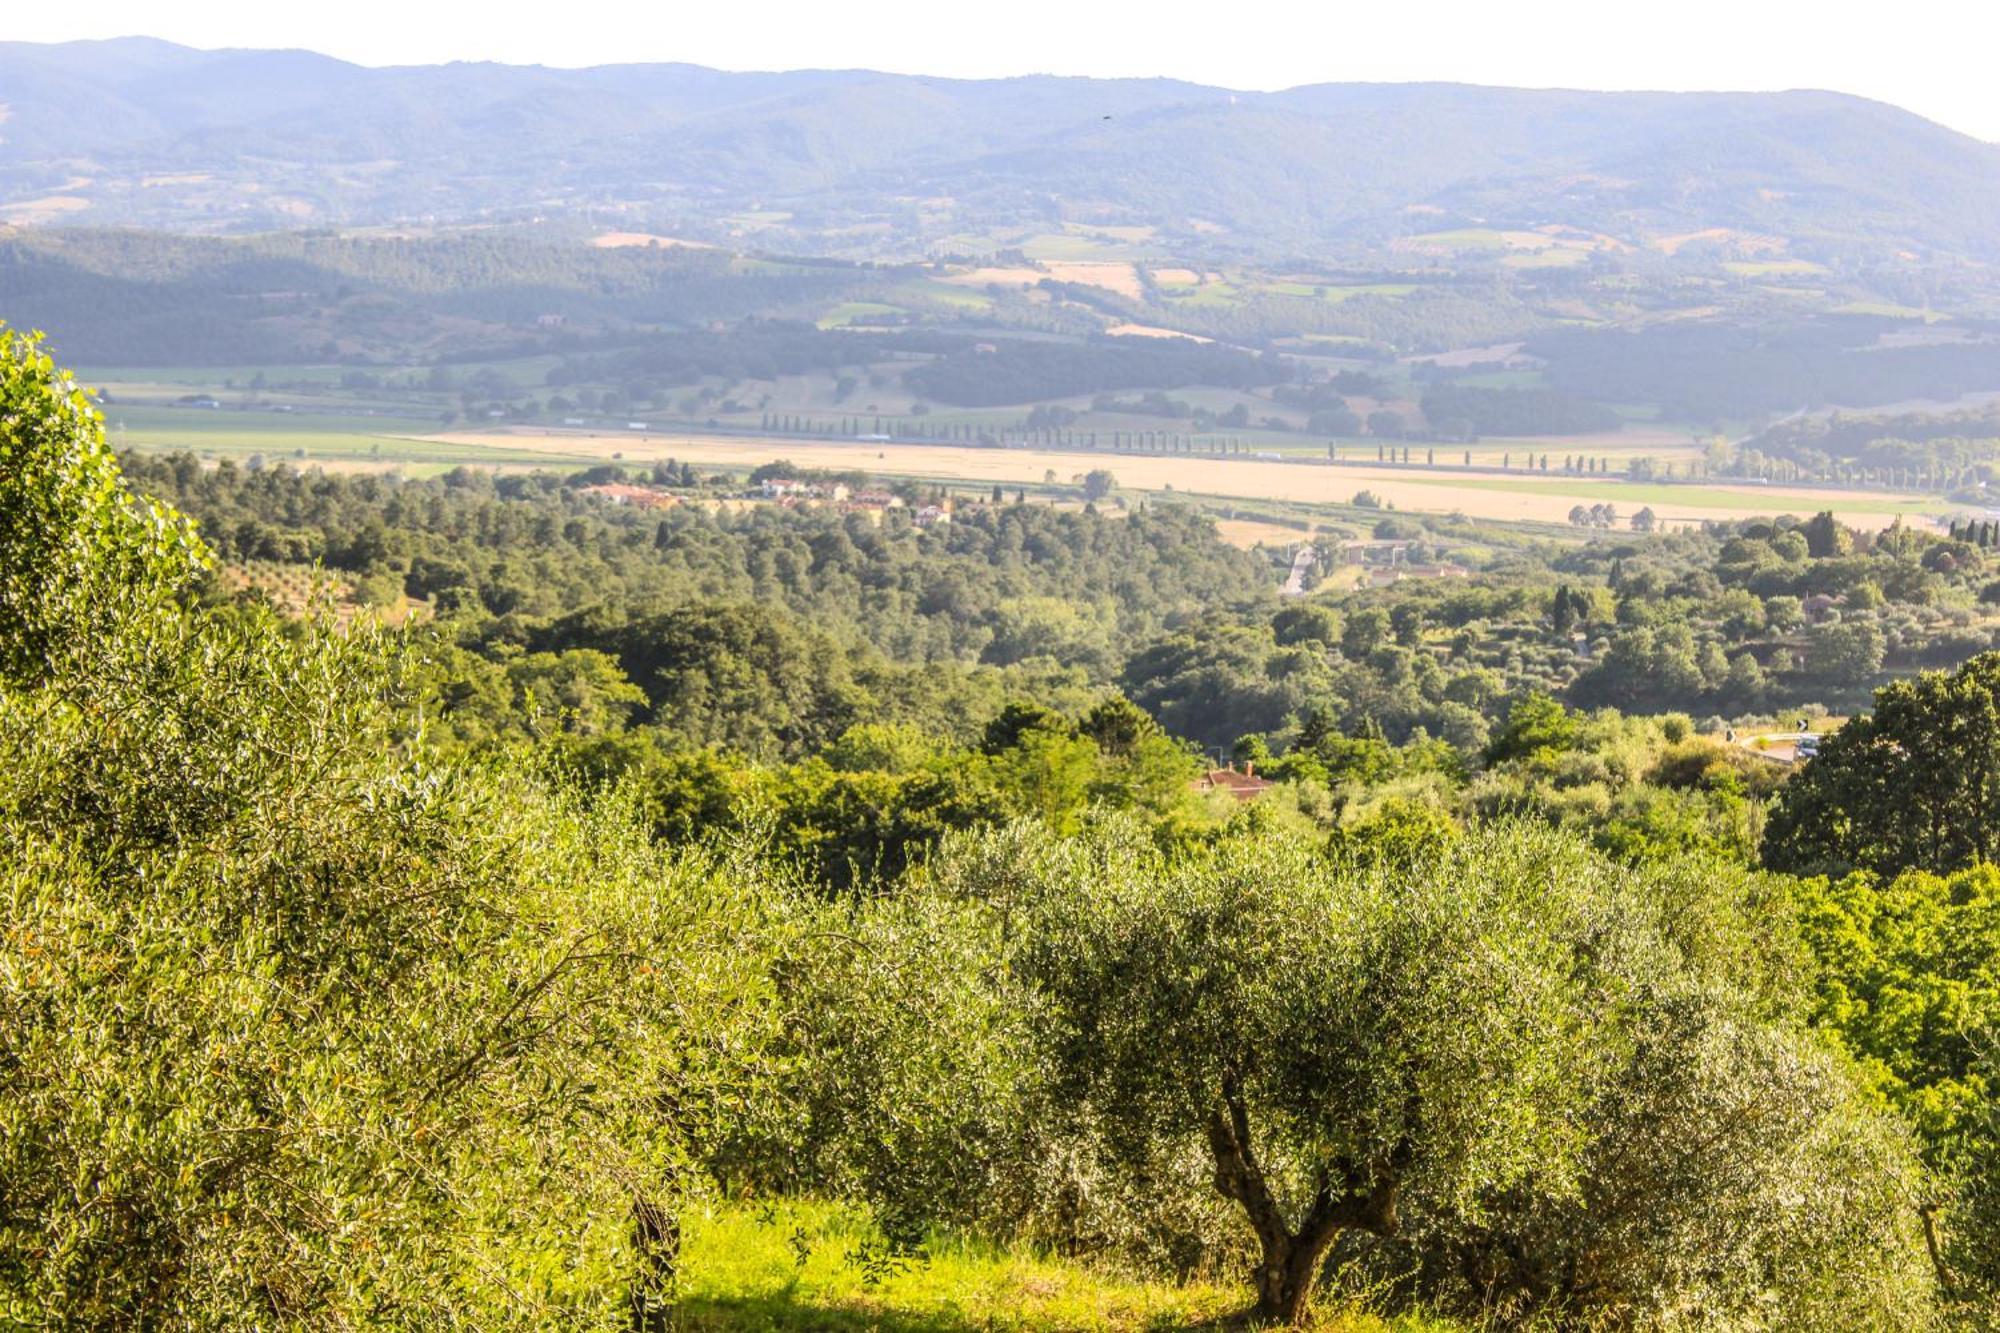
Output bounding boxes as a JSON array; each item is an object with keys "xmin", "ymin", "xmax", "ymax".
[{"xmin": 1282, "ymin": 544, "xmax": 1318, "ymax": 597}]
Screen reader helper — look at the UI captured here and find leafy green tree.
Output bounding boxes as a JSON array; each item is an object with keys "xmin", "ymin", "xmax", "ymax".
[
  {"xmin": 1270, "ymin": 602, "xmax": 1340, "ymax": 648},
  {"xmin": 934, "ymin": 820, "xmax": 1931, "ymax": 1326},
  {"xmin": 1341, "ymin": 607, "xmax": 1391, "ymax": 659},
  {"xmin": 1803, "ymin": 510, "xmax": 1854, "ymax": 558},
  {"xmin": 0, "ymin": 329, "xmax": 794, "ymax": 1323},
  {"xmin": 1765, "ymin": 653, "xmax": 2000, "ymax": 876},
  {"xmin": 1796, "ymin": 863, "xmax": 2000, "ymax": 1302},
  {"xmin": 1482, "ymin": 692, "xmax": 1577, "ymax": 767},
  {"xmin": 1803, "ymin": 618, "xmax": 1886, "ymax": 686}
]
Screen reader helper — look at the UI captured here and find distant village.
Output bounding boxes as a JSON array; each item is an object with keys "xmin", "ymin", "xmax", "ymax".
[{"xmin": 577, "ymin": 475, "xmax": 960, "ymax": 527}]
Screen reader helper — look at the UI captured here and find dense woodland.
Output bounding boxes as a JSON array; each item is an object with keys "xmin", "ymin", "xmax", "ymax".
[{"xmin": 6, "ymin": 326, "xmax": 2000, "ymax": 1326}]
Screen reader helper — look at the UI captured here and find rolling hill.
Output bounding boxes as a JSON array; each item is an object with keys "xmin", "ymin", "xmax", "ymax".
[{"xmin": 2, "ymin": 37, "xmax": 1999, "ymax": 262}]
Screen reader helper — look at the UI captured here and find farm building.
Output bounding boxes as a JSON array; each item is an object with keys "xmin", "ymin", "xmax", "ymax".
[
  {"xmin": 761, "ymin": 478, "xmax": 850, "ymax": 502},
  {"xmin": 579, "ymin": 483, "xmax": 679, "ymax": 511},
  {"xmin": 1193, "ymin": 764, "xmax": 1274, "ymax": 802}
]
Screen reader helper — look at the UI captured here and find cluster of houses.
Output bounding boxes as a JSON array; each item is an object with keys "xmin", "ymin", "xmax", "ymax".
[
  {"xmin": 576, "ymin": 482, "xmax": 681, "ymax": 511},
  {"xmin": 757, "ymin": 478, "xmax": 954, "ymax": 526},
  {"xmin": 1337, "ymin": 538, "xmax": 1470, "ymax": 586},
  {"xmin": 577, "ymin": 477, "xmax": 955, "ymax": 527}
]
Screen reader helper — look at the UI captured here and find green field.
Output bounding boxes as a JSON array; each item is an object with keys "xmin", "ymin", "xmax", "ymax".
[
  {"xmin": 817, "ymin": 301, "xmax": 910, "ymax": 329},
  {"xmin": 1722, "ymin": 259, "xmax": 1827, "ymax": 277},
  {"xmin": 1835, "ymin": 300, "xmax": 1942, "ymax": 321},
  {"xmin": 103, "ymin": 404, "xmax": 595, "ymax": 470},
  {"xmin": 1259, "ymin": 281, "xmax": 1418, "ymax": 302},
  {"xmin": 1395, "ymin": 473, "xmax": 1949, "ymax": 516},
  {"xmin": 890, "ymin": 278, "xmax": 997, "ymax": 312}
]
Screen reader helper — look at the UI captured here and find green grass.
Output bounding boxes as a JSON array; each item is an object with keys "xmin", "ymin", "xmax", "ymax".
[
  {"xmin": 669, "ymin": 1199, "xmax": 1454, "ymax": 1332},
  {"xmin": 818, "ymin": 302, "xmax": 911, "ymax": 329},
  {"xmin": 100, "ymin": 405, "xmax": 598, "ymax": 468},
  {"xmin": 1835, "ymin": 301, "xmax": 1941, "ymax": 322},
  {"xmin": 1721, "ymin": 259, "xmax": 1826, "ymax": 277},
  {"xmin": 1021, "ymin": 231, "xmax": 1132, "ymax": 262},
  {"xmin": 104, "ymin": 404, "xmax": 441, "ymax": 437},
  {"xmin": 85, "ymin": 363, "xmax": 366, "ymax": 386},
  {"xmin": 892, "ymin": 279, "xmax": 997, "ymax": 312},
  {"xmin": 1405, "ymin": 229, "xmax": 1514, "ymax": 252},
  {"xmin": 1450, "ymin": 369, "xmax": 1544, "ymax": 390},
  {"xmin": 1258, "ymin": 282, "xmax": 1417, "ymax": 303},
  {"xmin": 1394, "ymin": 474, "xmax": 1948, "ymax": 516},
  {"xmin": 1503, "ymin": 247, "xmax": 1588, "ymax": 268},
  {"xmin": 1162, "ymin": 281, "xmax": 1244, "ymax": 308}
]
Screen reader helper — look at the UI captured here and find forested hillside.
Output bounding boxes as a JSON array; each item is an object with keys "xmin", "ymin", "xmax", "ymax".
[
  {"xmin": 9, "ymin": 328, "xmax": 2000, "ymax": 1323},
  {"xmin": 6, "ymin": 38, "xmax": 2000, "ymax": 261}
]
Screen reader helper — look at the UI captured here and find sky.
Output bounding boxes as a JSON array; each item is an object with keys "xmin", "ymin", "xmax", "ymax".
[{"xmin": 13, "ymin": 0, "xmax": 2000, "ymax": 141}]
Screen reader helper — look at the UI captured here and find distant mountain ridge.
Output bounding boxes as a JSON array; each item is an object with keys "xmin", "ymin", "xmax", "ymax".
[{"xmin": 3, "ymin": 37, "xmax": 1998, "ymax": 261}]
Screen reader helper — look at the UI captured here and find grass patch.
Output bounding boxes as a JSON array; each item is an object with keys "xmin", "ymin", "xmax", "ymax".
[
  {"xmin": 1721, "ymin": 259, "xmax": 1825, "ymax": 277},
  {"xmin": 1395, "ymin": 474, "xmax": 1948, "ymax": 516},
  {"xmin": 1835, "ymin": 301, "xmax": 1942, "ymax": 322},
  {"xmin": 893, "ymin": 279, "xmax": 996, "ymax": 312},
  {"xmin": 1503, "ymin": 248, "xmax": 1588, "ymax": 268},
  {"xmin": 101, "ymin": 406, "xmax": 596, "ymax": 467},
  {"xmin": 1162, "ymin": 281, "xmax": 1244, "ymax": 308},
  {"xmin": 1258, "ymin": 282, "xmax": 1417, "ymax": 302},
  {"xmin": 1021, "ymin": 231, "xmax": 1132, "ymax": 262},
  {"xmin": 818, "ymin": 302, "xmax": 911, "ymax": 329},
  {"xmin": 670, "ymin": 1199, "xmax": 1451, "ymax": 1332}
]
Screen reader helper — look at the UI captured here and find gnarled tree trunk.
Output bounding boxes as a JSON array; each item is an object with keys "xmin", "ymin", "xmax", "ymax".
[
  {"xmin": 1205, "ymin": 1078, "xmax": 1401, "ymax": 1326},
  {"xmin": 628, "ymin": 1196, "xmax": 680, "ymax": 1332}
]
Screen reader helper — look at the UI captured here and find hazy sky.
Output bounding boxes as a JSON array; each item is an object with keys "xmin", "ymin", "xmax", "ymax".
[{"xmin": 15, "ymin": 0, "xmax": 2000, "ymax": 141}]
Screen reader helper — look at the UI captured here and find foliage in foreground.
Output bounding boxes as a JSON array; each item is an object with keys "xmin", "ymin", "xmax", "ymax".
[
  {"xmin": 0, "ymin": 329, "xmax": 795, "ymax": 1324},
  {"xmin": 776, "ymin": 820, "xmax": 1936, "ymax": 1328},
  {"xmin": 0, "ymin": 329, "xmax": 1972, "ymax": 1327}
]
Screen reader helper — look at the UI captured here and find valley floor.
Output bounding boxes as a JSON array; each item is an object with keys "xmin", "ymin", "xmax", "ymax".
[{"xmin": 435, "ymin": 430, "xmax": 1944, "ymax": 530}]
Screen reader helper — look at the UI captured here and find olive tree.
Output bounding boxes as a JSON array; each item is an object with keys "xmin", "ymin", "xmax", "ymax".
[
  {"xmin": 1764, "ymin": 652, "xmax": 2000, "ymax": 877},
  {"xmin": 0, "ymin": 329, "xmax": 796, "ymax": 1325},
  {"xmin": 925, "ymin": 818, "xmax": 1593, "ymax": 1323},
  {"xmin": 927, "ymin": 817, "xmax": 1934, "ymax": 1326}
]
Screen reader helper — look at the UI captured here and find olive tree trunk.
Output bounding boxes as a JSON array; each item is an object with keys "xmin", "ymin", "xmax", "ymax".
[
  {"xmin": 1205, "ymin": 1081, "xmax": 1401, "ymax": 1326},
  {"xmin": 628, "ymin": 1197, "xmax": 681, "ymax": 1332}
]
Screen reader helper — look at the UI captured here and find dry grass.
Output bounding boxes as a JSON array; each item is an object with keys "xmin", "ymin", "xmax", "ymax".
[
  {"xmin": 1213, "ymin": 518, "xmax": 1314, "ymax": 549},
  {"xmin": 1042, "ymin": 261, "xmax": 1146, "ymax": 300},
  {"xmin": 1104, "ymin": 322, "xmax": 1210, "ymax": 342},
  {"xmin": 0, "ymin": 195, "xmax": 90, "ymax": 224},
  {"xmin": 939, "ymin": 266, "xmax": 1047, "ymax": 288},
  {"xmin": 592, "ymin": 231, "xmax": 713, "ymax": 249},
  {"xmin": 1652, "ymin": 228, "xmax": 1790, "ymax": 256}
]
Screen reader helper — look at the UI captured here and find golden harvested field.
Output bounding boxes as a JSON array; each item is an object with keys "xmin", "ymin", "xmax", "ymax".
[
  {"xmin": 1213, "ymin": 518, "xmax": 1314, "ymax": 548},
  {"xmin": 591, "ymin": 231, "xmax": 712, "ymax": 249},
  {"xmin": 435, "ymin": 430, "xmax": 1945, "ymax": 530},
  {"xmin": 938, "ymin": 265, "xmax": 1046, "ymax": 288},
  {"xmin": 1104, "ymin": 322, "xmax": 1210, "ymax": 342},
  {"xmin": 0, "ymin": 194, "xmax": 91, "ymax": 224},
  {"xmin": 1041, "ymin": 261, "xmax": 1146, "ymax": 299},
  {"xmin": 1405, "ymin": 341, "xmax": 1528, "ymax": 368}
]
